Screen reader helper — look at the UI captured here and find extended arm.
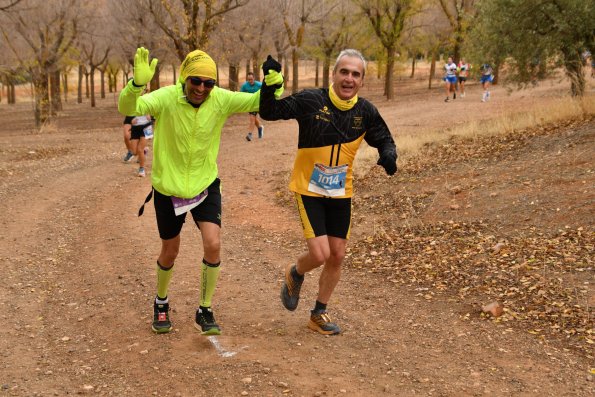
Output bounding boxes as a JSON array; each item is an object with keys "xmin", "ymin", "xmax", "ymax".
[
  {"xmin": 364, "ymin": 105, "xmax": 398, "ymax": 175},
  {"xmin": 118, "ymin": 47, "xmax": 158, "ymax": 116}
]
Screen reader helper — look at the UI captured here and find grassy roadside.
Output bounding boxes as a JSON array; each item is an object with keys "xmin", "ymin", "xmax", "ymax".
[{"xmin": 355, "ymin": 94, "xmax": 595, "ymax": 175}]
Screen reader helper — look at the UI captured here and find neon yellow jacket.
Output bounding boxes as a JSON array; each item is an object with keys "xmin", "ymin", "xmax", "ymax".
[{"xmin": 119, "ymin": 81, "xmax": 259, "ymax": 198}]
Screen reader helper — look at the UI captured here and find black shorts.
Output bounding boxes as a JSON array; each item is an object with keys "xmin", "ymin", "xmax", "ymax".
[
  {"xmin": 249, "ymin": 111, "xmax": 258, "ymax": 116},
  {"xmin": 295, "ymin": 193, "xmax": 352, "ymax": 239},
  {"xmin": 458, "ymin": 76, "xmax": 467, "ymax": 82},
  {"xmin": 130, "ymin": 125, "xmax": 147, "ymax": 140},
  {"xmin": 154, "ymin": 178, "xmax": 222, "ymax": 240}
]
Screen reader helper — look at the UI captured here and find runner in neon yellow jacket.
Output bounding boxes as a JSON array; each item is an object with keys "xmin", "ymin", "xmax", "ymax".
[
  {"xmin": 118, "ymin": 47, "xmax": 265, "ymax": 336},
  {"xmin": 119, "ymin": 60, "xmax": 259, "ymax": 199}
]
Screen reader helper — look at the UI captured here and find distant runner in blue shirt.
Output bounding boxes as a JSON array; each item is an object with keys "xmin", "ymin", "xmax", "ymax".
[
  {"xmin": 240, "ymin": 72, "xmax": 264, "ymax": 141},
  {"xmin": 480, "ymin": 63, "xmax": 494, "ymax": 102}
]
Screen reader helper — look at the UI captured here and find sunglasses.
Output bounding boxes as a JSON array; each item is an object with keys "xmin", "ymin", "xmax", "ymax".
[{"xmin": 187, "ymin": 77, "xmax": 216, "ymax": 88}]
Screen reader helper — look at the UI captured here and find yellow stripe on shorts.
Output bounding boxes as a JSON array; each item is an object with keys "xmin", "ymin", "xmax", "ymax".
[{"xmin": 294, "ymin": 193, "xmax": 316, "ymax": 239}]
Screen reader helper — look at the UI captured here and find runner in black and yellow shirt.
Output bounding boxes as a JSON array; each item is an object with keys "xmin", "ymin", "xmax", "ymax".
[{"xmin": 259, "ymin": 50, "xmax": 397, "ymax": 335}]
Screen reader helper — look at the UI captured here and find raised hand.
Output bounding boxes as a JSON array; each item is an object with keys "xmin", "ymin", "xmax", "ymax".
[{"xmin": 133, "ymin": 47, "xmax": 158, "ymax": 86}]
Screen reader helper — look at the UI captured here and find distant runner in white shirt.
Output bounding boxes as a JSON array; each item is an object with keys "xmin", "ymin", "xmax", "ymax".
[{"xmin": 443, "ymin": 56, "xmax": 458, "ymax": 102}]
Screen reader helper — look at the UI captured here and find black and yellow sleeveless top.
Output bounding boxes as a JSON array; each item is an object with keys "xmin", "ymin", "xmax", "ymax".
[{"xmin": 259, "ymin": 87, "xmax": 396, "ymax": 198}]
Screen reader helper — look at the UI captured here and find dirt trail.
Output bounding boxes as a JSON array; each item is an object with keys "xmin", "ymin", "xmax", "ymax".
[{"xmin": 0, "ymin": 79, "xmax": 593, "ymax": 396}]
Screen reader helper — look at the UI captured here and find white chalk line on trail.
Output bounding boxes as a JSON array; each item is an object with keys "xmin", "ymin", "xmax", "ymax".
[{"xmin": 207, "ymin": 336, "xmax": 247, "ymax": 358}]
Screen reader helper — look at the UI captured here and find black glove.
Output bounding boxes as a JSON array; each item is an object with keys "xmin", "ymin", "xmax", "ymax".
[
  {"xmin": 262, "ymin": 55, "xmax": 282, "ymax": 76},
  {"xmin": 377, "ymin": 152, "xmax": 397, "ymax": 175}
]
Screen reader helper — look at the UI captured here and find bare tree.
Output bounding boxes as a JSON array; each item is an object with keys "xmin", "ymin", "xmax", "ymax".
[
  {"xmin": 1, "ymin": 0, "xmax": 78, "ymax": 127},
  {"xmin": 239, "ymin": 23, "xmax": 267, "ymax": 81},
  {"xmin": 273, "ymin": 34, "xmax": 291, "ymax": 84},
  {"xmin": 436, "ymin": 0, "xmax": 476, "ymax": 62},
  {"xmin": 357, "ymin": 0, "xmax": 417, "ymax": 100},
  {"xmin": 210, "ymin": 11, "xmax": 249, "ymax": 90},
  {"xmin": 106, "ymin": 62, "xmax": 120, "ymax": 93},
  {"xmin": 0, "ymin": 67, "xmax": 24, "ymax": 104},
  {"xmin": 310, "ymin": 1, "xmax": 351, "ymax": 88},
  {"xmin": 0, "ymin": 28, "xmax": 21, "ymax": 104},
  {"xmin": 97, "ymin": 59, "xmax": 109, "ymax": 99},
  {"xmin": 279, "ymin": 0, "xmax": 324, "ymax": 93},
  {"xmin": 80, "ymin": 40, "xmax": 110, "ymax": 107},
  {"xmin": 108, "ymin": 0, "xmax": 171, "ymax": 91},
  {"xmin": 148, "ymin": 0, "xmax": 248, "ymax": 61}
]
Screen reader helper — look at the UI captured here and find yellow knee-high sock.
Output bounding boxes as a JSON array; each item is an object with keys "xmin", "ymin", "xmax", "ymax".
[
  {"xmin": 156, "ymin": 261, "xmax": 174, "ymax": 300},
  {"xmin": 200, "ymin": 259, "xmax": 221, "ymax": 308}
]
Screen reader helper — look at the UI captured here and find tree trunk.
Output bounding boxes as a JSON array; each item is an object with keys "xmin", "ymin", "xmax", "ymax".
[
  {"xmin": 172, "ymin": 64, "xmax": 176, "ymax": 84},
  {"xmin": 453, "ymin": 41, "xmax": 461, "ymax": 65},
  {"xmin": 245, "ymin": 59, "xmax": 250, "ymax": 80},
  {"xmin": 50, "ymin": 69, "xmax": 62, "ymax": 114},
  {"xmin": 62, "ymin": 72, "xmax": 68, "ymax": 102},
  {"xmin": 9, "ymin": 82, "xmax": 16, "ymax": 104},
  {"xmin": 565, "ymin": 56, "xmax": 585, "ymax": 97},
  {"xmin": 315, "ymin": 58, "xmax": 319, "ymax": 87},
  {"xmin": 252, "ymin": 56, "xmax": 260, "ymax": 81},
  {"xmin": 322, "ymin": 56, "xmax": 330, "ymax": 88},
  {"xmin": 32, "ymin": 71, "xmax": 50, "ymax": 128},
  {"xmin": 77, "ymin": 64, "xmax": 84, "ymax": 103},
  {"xmin": 90, "ymin": 66, "xmax": 96, "ymax": 107},
  {"xmin": 429, "ymin": 52, "xmax": 437, "ymax": 89},
  {"xmin": 410, "ymin": 57, "xmax": 416, "ymax": 78},
  {"xmin": 150, "ymin": 64, "xmax": 160, "ymax": 92},
  {"xmin": 100, "ymin": 69, "xmax": 106, "ymax": 99},
  {"xmin": 385, "ymin": 50, "xmax": 395, "ymax": 100},
  {"xmin": 109, "ymin": 71, "xmax": 115, "ymax": 93},
  {"xmin": 291, "ymin": 48, "xmax": 299, "ymax": 94},
  {"xmin": 84, "ymin": 70, "xmax": 90, "ymax": 99},
  {"xmin": 228, "ymin": 63, "xmax": 239, "ymax": 91},
  {"xmin": 283, "ymin": 55, "xmax": 290, "ymax": 88}
]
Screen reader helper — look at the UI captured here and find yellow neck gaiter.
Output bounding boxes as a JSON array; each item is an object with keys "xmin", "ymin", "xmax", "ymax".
[{"xmin": 329, "ymin": 84, "xmax": 358, "ymax": 111}]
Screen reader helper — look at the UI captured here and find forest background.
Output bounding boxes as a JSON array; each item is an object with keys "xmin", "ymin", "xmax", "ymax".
[{"xmin": 1, "ymin": 0, "xmax": 593, "ymax": 127}]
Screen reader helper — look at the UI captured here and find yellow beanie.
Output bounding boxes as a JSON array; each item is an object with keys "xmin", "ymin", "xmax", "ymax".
[{"xmin": 178, "ymin": 50, "xmax": 217, "ymax": 84}]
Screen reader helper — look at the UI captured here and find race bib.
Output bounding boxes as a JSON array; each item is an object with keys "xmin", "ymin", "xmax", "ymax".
[
  {"xmin": 135, "ymin": 115, "xmax": 150, "ymax": 125},
  {"xmin": 308, "ymin": 163, "xmax": 347, "ymax": 197},
  {"xmin": 171, "ymin": 190, "xmax": 208, "ymax": 216},
  {"xmin": 143, "ymin": 124, "xmax": 154, "ymax": 139}
]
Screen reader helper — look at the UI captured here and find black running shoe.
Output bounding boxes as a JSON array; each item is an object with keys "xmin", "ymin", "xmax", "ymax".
[
  {"xmin": 280, "ymin": 264, "xmax": 304, "ymax": 311},
  {"xmin": 308, "ymin": 310, "xmax": 341, "ymax": 335},
  {"xmin": 152, "ymin": 302, "xmax": 172, "ymax": 334},
  {"xmin": 194, "ymin": 306, "xmax": 221, "ymax": 335},
  {"xmin": 245, "ymin": 132, "xmax": 253, "ymax": 142}
]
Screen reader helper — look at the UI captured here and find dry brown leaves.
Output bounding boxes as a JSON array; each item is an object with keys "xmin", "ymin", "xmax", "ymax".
[
  {"xmin": 347, "ymin": 117, "xmax": 594, "ymax": 357},
  {"xmin": 347, "ymin": 221, "xmax": 593, "ymax": 355}
]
